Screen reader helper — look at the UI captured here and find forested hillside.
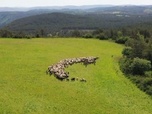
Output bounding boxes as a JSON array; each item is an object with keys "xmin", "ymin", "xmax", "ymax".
[
  {"xmin": 0, "ymin": 10, "xmax": 59, "ymax": 28},
  {"xmin": 2, "ymin": 12, "xmax": 152, "ymax": 36},
  {"xmin": 1, "ymin": 5, "xmax": 152, "ymax": 35}
]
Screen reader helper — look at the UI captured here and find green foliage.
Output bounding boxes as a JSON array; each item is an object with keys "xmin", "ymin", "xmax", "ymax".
[
  {"xmin": 130, "ymin": 58, "xmax": 151, "ymax": 75},
  {"xmin": 0, "ymin": 29, "xmax": 13, "ymax": 37},
  {"xmin": 119, "ymin": 57, "xmax": 133, "ymax": 74},
  {"xmin": 130, "ymin": 76, "xmax": 152, "ymax": 95},
  {"xmin": 120, "ymin": 32, "xmax": 152, "ymax": 96},
  {"xmin": 92, "ymin": 29, "xmax": 104, "ymax": 35},
  {"xmin": 144, "ymin": 40, "xmax": 152, "ymax": 64},
  {"xmin": 125, "ymin": 33, "xmax": 150, "ymax": 59},
  {"xmin": 95, "ymin": 33, "xmax": 108, "ymax": 40},
  {"xmin": 122, "ymin": 47, "xmax": 133, "ymax": 58},
  {"xmin": 119, "ymin": 57, "xmax": 152, "ymax": 95},
  {"xmin": 71, "ymin": 30, "xmax": 81, "ymax": 37},
  {"xmin": 124, "ymin": 33, "xmax": 152, "ymax": 64},
  {"xmin": 120, "ymin": 57, "xmax": 151, "ymax": 75},
  {"xmin": 114, "ymin": 31, "xmax": 129, "ymax": 44},
  {"xmin": 124, "ymin": 34, "xmax": 152, "ymax": 66},
  {"xmin": 82, "ymin": 33, "xmax": 93, "ymax": 38},
  {"xmin": 115, "ymin": 36, "xmax": 128, "ymax": 44},
  {"xmin": 145, "ymin": 71, "xmax": 152, "ymax": 77},
  {"xmin": 139, "ymin": 29, "xmax": 151, "ymax": 39},
  {"xmin": 130, "ymin": 33, "xmax": 146, "ymax": 58},
  {"xmin": 93, "ymin": 29, "xmax": 108, "ymax": 40}
]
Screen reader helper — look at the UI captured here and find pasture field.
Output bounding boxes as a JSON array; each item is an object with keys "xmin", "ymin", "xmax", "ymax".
[{"xmin": 0, "ymin": 38, "xmax": 152, "ymax": 114}]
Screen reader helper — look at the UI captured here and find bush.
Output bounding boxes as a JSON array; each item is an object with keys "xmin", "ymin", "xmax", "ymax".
[
  {"xmin": 119, "ymin": 57, "xmax": 133, "ymax": 74},
  {"xmin": 95, "ymin": 33, "xmax": 108, "ymax": 40},
  {"xmin": 122, "ymin": 47, "xmax": 133, "ymax": 58},
  {"xmin": 83, "ymin": 33, "xmax": 93, "ymax": 38},
  {"xmin": 127, "ymin": 73, "xmax": 152, "ymax": 95},
  {"xmin": 130, "ymin": 58, "xmax": 151, "ymax": 75},
  {"xmin": 119, "ymin": 57, "xmax": 151, "ymax": 75},
  {"xmin": 140, "ymin": 78, "xmax": 152, "ymax": 95},
  {"xmin": 145, "ymin": 71, "xmax": 152, "ymax": 77},
  {"xmin": 115, "ymin": 36, "xmax": 128, "ymax": 44}
]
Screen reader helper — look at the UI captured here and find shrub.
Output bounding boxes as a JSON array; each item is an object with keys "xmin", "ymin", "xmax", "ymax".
[
  {"xmin": 115, "ymin": 36, "xmax": 128, "ymax": 44},
  {"xmin": 83, "ymin": 33, "xmax": 93, "ymax": 38},
  {"xmin": 95, "ymin": 33, "xmax": 108, "ymax": 40},
  {"xmin": 122, "ymin": 47, "xmax": 133, "ymax": 58},
  {"xmin": 119, "ymin": 57, "xmax": 133, "ymax": 74},
  {"xmin": 130, "ymin": 58, "xmax": 151, "ymax": 75},
  {"xmin": 140, "ymin": 78, "xmax": 152, "ymax": 95},
  {"xmin": 119, "ymin": 57, "xmax": 151, "ymax": 75},
  {"xmin": 145, "ymin": 71, "xmax": 152, "ymax": 77}
]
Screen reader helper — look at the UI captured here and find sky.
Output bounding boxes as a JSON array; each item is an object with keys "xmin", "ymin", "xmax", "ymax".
[{"xmin": 0, "ymin": 0, "xmax": 152, "ymax": 7}]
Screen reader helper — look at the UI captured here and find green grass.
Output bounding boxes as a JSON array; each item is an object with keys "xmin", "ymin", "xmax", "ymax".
[{"xmin": 0, "ymin": 38, "xmax": 152, "ymax": 114}]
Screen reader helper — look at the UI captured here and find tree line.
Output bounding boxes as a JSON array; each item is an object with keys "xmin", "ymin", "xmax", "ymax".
[{"xmin": 118, "ymin": 30, "xmax": 152, "ymax": 96}]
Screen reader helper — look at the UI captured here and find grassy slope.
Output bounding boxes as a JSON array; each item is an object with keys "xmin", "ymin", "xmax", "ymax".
[{"xmin": 0, "ymin": 38, "xmax": 152, "ymax": 114}]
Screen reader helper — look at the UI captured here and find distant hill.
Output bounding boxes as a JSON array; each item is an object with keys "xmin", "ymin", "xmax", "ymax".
[
  {"xmin": 0, "ymin": 5, "xmax": 113, "ymax": 27},
  {"xmin": 3, "ymin": 13, "xmax": 100, "ymax": 34},
  {"xmin": 3, "ymin": 11, "xmax": 152, "ymax": 35},
  {"xmin": 1, "ymin": 5, "xmax": 152, "ymax": 36},
  {"xmin": 0, "ymin": 10, "xmax": 63, "ymax": 28},
  {"xmin": 1, "ymin": 5, "xmax": 152, "ymax": 28},
  {"xmin": 89, "ymin": 5, "xmax": 152, "ymax": 14}
]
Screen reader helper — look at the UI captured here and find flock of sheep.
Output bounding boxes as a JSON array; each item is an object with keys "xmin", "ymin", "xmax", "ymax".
[{"xmin": 46, "ymin": 56, "xmax": 99, "ymax": 82}]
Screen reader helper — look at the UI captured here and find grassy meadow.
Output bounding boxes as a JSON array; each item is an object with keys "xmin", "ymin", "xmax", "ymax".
[{"xmin": 0, "ymin": 38, "xmax": 152, "ymax": 114}]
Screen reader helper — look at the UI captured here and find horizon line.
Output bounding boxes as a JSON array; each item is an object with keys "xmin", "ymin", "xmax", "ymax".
[{"xmin": 0, "ymin": 4, "xmax": 152, "ymax": 8}]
